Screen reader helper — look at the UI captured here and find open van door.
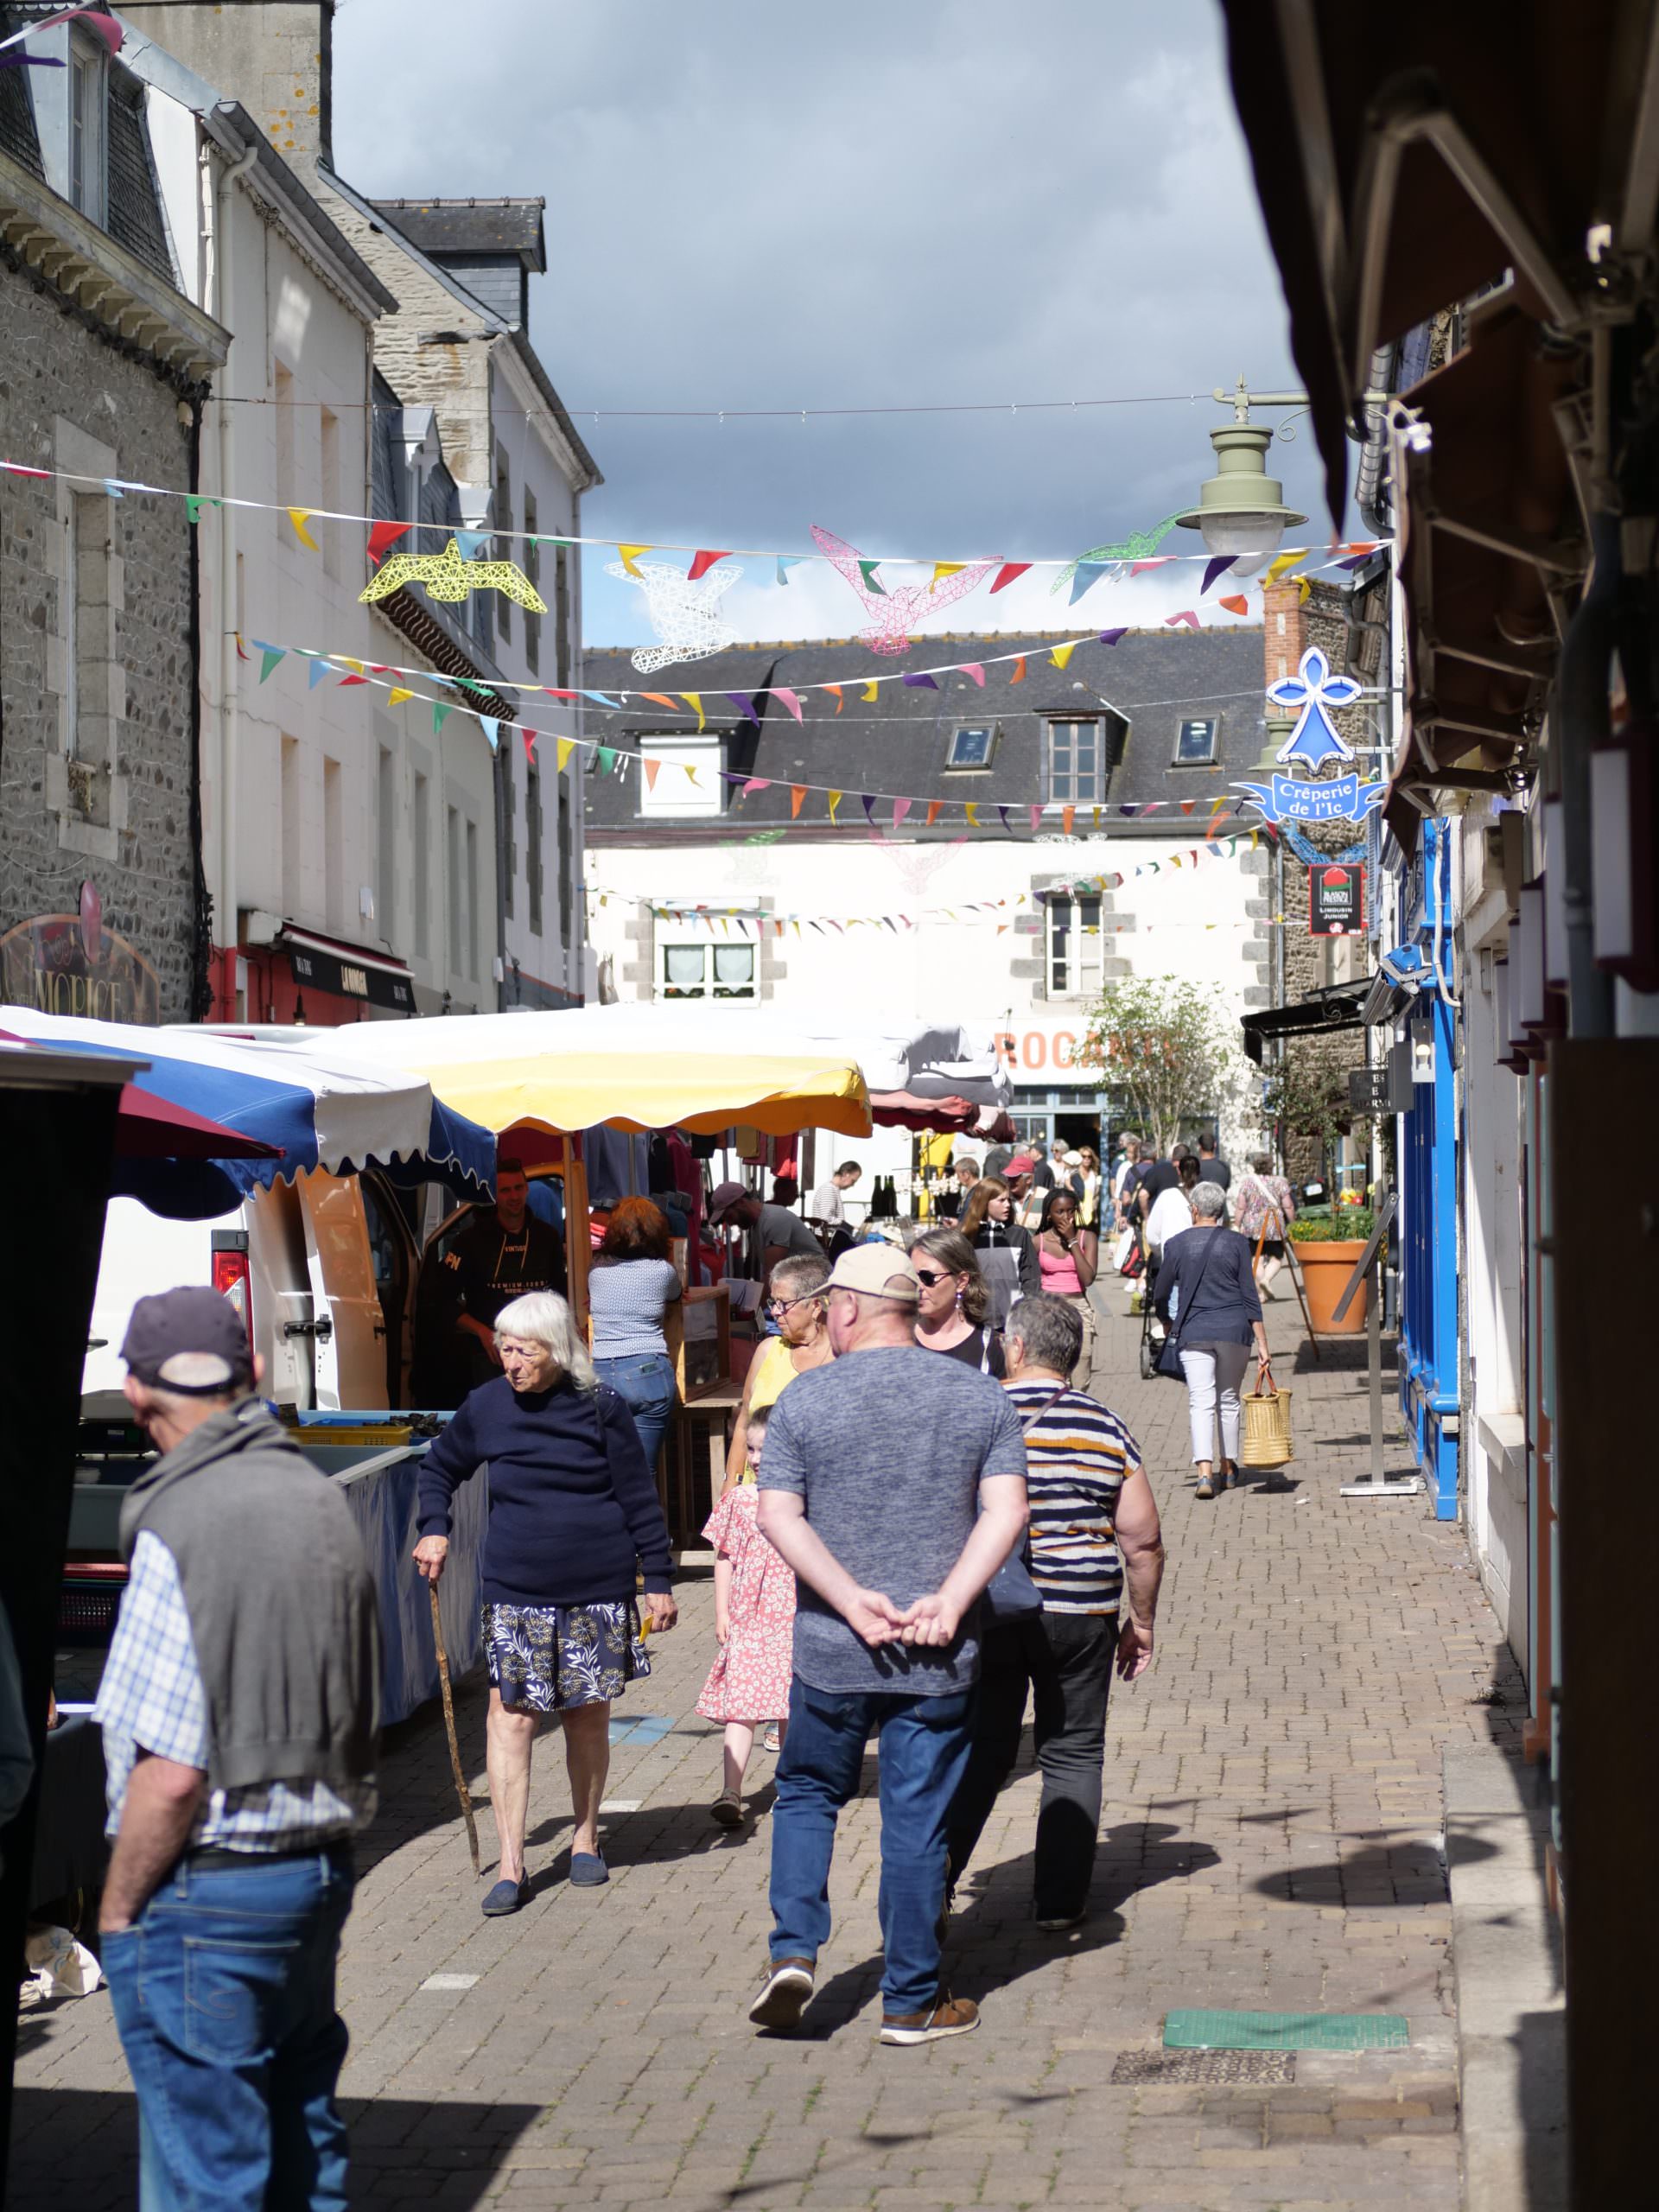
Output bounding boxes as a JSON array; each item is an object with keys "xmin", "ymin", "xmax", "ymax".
[{"xmin": 295, "ymin": 1170, "xmax": 388, "ymax": 1410}]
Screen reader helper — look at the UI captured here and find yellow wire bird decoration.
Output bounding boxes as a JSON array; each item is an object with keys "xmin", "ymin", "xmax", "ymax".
[{"xmin": 359, "ymin": 536, "xmax": 547, "ymax": 612}]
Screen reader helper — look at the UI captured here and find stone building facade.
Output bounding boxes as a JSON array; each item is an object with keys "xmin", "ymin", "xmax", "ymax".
[{"xmin": 0, "ymin": 16, "xmax": 227, "ymax": 1022}]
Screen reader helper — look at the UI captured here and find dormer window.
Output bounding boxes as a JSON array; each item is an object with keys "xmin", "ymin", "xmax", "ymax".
[{"xmin": 944, "ymin": 725, "xmax": 996, "ymax": 771}]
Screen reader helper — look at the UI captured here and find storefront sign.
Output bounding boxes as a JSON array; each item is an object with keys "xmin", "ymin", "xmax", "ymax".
[
  {"xmin": 1310, "ymin": 862, "xmax": 1364, "ymax": 936},
  {"xmin": 1235, "ymin": 772, "xmax": 1388, "ymax": 826},
  {"xmin": 995, "ymin": 1020, "xmax": 1090, "ymax": 1080},
  {"xmin": 0, "ymin": 894, "xmax": 161, "ymax": 1023},
  {"xmin": 287, "ymin": 944, "xmax": 414, "ymax": 1013}
]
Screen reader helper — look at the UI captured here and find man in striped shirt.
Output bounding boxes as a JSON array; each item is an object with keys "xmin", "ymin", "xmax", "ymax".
[{"xmin": 944, "ymin": 1293, "xmax": 1165, "ymax": 1929}]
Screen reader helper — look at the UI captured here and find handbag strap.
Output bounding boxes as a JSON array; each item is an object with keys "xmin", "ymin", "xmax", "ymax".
[
  {"xmin": 1167, "ymin": 1227, "xmax": 1224, "ymax": 1353},
  {"xmin": 1017, "ymin": 1382, "xmax": 1070, "ymax": 1434}
]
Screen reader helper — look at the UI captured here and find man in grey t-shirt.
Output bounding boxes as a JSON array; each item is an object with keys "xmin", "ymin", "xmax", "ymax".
[
  {"xmin": 710, "ymin": 1180, "xmax": 822, "ymax": 1275},
  {"xmin": 749, "ymin": 1245, "xmax": 1028, "ymax": 2048}
]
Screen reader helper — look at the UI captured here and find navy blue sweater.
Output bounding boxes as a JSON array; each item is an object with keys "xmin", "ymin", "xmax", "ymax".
[{"xmin": 416, "ymin": 1376, "xmax": 673, "ymax": 1607}]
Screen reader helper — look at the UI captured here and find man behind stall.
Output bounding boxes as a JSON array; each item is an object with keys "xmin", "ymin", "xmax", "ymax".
[{"xmin": 446, "ymin": 1157, "xmax": 568, "ymax": 1390}]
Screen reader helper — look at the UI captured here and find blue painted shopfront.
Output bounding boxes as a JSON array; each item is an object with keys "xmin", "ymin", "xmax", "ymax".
[{"xmin": 1393, "ymin": 819, "xmax": 1460, "ymax": 1517}]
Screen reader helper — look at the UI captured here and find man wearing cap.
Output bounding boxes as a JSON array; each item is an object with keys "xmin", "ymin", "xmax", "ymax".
[
  {"xmin": 94, "ymin": 1288, "xmax": 380, "ymax": 2209},
  {"xmin": 747, "ymin": 1246, "xmax": 1028, "ymax": 2047},
  {"xmin": 709, "ymin": 1179, "xmax": 822, "ymax": 1276}
]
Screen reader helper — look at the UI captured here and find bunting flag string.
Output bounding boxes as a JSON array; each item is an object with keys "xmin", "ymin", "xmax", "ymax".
[
  {"xmin": 585, "ymin": 834, "xmax": 1261, "ymax": 935},
  {"xmin": 244, "ymin": 632, "xmax": 1274, "ymax": 831},
  {"xmin": 0, "ymin": 454, "xmax": 1385, "ymax": 583}
]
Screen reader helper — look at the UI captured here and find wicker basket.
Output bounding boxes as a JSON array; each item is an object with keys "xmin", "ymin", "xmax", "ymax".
[{"xmin": 1240, "ymin": 1380, "xmax": 1294, "ymax": 1467}]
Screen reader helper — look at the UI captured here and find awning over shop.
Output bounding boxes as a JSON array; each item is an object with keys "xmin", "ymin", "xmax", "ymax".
[
  {"xmin": 1240, "ymin": 980, "xmax": 1370, "ymax": 1065},
  {"xmin": 315, "ymin": 1006, "xmax": 873, "ymax": 1140},
  {"xmin": 1218, "ymin": 0, "xmax": 1638, "ymax": 521},
  {"xmin": 0, "ymin": 1009, "xmax": 495, "ymax": 1217},
  {"xmin": 276, "ymin": 924, "xmax": 416, "ymax": 1014}
]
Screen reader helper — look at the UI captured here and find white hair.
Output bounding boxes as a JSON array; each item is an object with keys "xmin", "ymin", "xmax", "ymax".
[
  {"xmin": 493, "ymin": 1291, "xmax": 597, "ymax": 1391},
  {"xmin": 1191, "ymin": 1181, "xmax": 1228, "ymax": 1221}
]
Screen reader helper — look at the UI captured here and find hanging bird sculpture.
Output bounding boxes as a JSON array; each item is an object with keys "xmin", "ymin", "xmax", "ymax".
[
  {"xmin": 359, "ymin": 536, "xmax": 547, "ymax": 613},
  {"xmin": 810, "ymin": 526, "xmax": 994, "ymax": 654},
  {"xmin": 1050, "ymin": 515, "xmax": 1182, "ymax": 596}
]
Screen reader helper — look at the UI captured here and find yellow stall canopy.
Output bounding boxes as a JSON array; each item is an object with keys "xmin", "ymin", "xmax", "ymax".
[{"xmin": 321, "ymin": 1007, "xmax": 872, "ymax": 1141}]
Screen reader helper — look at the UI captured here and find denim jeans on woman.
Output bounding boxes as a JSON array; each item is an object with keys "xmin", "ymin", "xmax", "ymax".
[
  {"xmin": 945, "ymin": 1611, "xmax": 1117, "ymax": 1923},
  {"xmin": 593, "ymin": 1351, "xmax": 677, "ymax": 1472},
  {"xmin": 770, "ymin": 1675, "xmax": 975, "ymax": 2017},
  {"xmin": 103, "ymin": 1846, "xmax": 356, "ymax": 2212}
]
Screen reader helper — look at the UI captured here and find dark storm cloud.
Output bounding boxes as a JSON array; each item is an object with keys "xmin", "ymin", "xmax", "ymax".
[{"xmin": 330, "ymin": 0, "xmax": 1327, "ymax": 642}]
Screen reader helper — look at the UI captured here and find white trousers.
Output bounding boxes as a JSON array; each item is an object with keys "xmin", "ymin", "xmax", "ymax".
[{"xmin": 1179, "ymin": 1339, "xmax": 1250, "ymax": 1464}]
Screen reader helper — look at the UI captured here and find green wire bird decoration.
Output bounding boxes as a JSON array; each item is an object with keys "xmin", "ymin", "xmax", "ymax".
[
  {"xmin": 1051, "ymin": 514, "xmax": 1182, "ymax": 597},
  {"xmin": 359, "ymin": 536, "xmax": 547, "ymax": 613}
]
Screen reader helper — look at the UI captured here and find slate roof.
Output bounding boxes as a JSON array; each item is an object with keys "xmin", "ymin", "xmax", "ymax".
[
  {"xmin": 582, "ymin": 624, "xmax": 1268, "ymax": 844},
  {"xmin": 371, "ymin": 195, "xmax": 547, "ymax": 272}
]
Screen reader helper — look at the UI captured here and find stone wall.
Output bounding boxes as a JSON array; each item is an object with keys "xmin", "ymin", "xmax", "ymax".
[{"xmin": 0, "ymin": 257, "xmax": 201, "ymax": 1020}]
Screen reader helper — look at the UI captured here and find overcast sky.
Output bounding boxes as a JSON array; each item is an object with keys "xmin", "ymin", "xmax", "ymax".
[{"xmin": 331, "ymin": 0, "xmax": 1328, "ymax": 652}]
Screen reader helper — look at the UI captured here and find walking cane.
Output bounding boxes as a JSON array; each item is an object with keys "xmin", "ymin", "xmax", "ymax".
[{"xmin": 429, "ymin": 1582, "xmax": 480, "ymax": 1877}]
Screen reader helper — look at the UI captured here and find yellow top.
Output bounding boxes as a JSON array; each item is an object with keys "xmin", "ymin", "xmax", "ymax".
[{"xmin": 739, "ymin": 1335, "xmax": 804, "ymax": 1483}]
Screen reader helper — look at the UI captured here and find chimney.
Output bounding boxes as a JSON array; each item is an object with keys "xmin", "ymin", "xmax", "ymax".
[
  {"xmin": 119, "ymin": 3, "xmax": 335, "ymax": 168},
  {"xmin": 1262, "ymin": 579, "xmax": 1306, "ymax": 691}
]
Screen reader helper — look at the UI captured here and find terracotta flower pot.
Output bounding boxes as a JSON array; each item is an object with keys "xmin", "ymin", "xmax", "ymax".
[{"xmin": 1294, "ymin": 1238, "xmax": 1369, "ymax": 1335}]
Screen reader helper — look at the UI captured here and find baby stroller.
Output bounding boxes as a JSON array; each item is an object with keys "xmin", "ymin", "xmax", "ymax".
[{"xmin": 1138, "ymin": 1272, "xmax": 1168, "ymax": 1379}]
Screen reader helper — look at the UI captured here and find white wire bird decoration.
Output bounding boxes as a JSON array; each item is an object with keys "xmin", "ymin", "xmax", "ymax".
[
  {"xmin": 359, "ymin": 536, "xmax": 547, "ymax": 612},
  {"xmin": 605, "ymin": 559, "xmax": 743, "ymax": 673}
]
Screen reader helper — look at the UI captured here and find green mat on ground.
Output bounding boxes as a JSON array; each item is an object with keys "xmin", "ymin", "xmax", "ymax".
[{"xmin": 1164, "ymin": 2009, "xmax": 1409, "ymax": 2052}]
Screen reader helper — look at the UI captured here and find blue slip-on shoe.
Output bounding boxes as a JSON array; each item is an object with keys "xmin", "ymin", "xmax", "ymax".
[
  {"xmin": 480, "ymin": 1877, "xmax": 529, "ymax": 1916},
  {"xmin": 569, "ymin": 1853, "xmax": 610, "ymax": 1887}
]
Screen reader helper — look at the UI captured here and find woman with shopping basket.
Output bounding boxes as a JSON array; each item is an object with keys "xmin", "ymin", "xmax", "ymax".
[{"xmin": 1152, "ymin": 1181, "xmax": 1271, "ymax": 1501}]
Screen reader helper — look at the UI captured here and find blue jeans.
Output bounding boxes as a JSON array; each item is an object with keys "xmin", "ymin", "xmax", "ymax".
[
  {"xmin": 769, "ymin": 1675, "xmax": 975, "ymax": 2017},
  {"xmin": 103, "ymin": 1847, "xmax": 356, "ymax": 2212},
  {"xmin": 594, "ymin": 1351, "xmax": 677, "ymax": 1471}
]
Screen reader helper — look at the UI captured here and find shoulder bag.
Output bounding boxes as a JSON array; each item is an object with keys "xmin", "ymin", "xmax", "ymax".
[
  {"xmin": 1155, "ymin": 1229, "xmax": 1224, "ymax": 1380},
  {"xmin": 982, "ymin": 1384, "xmax": 1068, "ymax": 1622}
]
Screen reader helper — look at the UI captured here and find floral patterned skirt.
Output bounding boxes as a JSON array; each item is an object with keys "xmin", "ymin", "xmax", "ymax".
[{"xmin": 481, "ymin": 1599, "xmax": 651, "ymax": 1714}]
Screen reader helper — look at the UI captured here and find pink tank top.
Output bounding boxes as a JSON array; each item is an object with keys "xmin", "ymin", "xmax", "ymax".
[{"xmin": 1039, "ymin": 1241, "xmax": 1083, "ymax": 1296}]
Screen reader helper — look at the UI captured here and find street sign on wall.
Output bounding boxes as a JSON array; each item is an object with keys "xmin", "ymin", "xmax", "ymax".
[{"xmin": 1309, "ymin": 862, "xmax": 1364, "ymax": 936}]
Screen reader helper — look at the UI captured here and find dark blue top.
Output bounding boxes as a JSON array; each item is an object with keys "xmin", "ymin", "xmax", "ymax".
[
  {"xmin": 1152, "ymin": 1226, "xmax": 1263, "ymax": 1346},
  {"xmin": 416, "ymin": 1376, "xmax": 673, "ymax": 1607}
]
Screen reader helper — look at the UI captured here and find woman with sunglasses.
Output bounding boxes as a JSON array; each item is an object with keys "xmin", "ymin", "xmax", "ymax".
[
  {"xmin": 906, "ymin": 1227, "xmax": 1007, "ymax": 1378},
  {"xmin": 722, "ymin": 1252, "xmax": 834, "ymax": 1494}
]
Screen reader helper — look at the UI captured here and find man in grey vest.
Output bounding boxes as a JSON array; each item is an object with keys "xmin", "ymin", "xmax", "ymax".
[{"xmin": 94, "ymin": 1288, "xmax": 380, "ymax": 2210}]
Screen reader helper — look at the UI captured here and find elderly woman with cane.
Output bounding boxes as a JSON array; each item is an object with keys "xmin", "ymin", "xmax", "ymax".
[
  {"xmin": 413, "ymin": 1291, "xmax": 677, "ymax": 1914},
  {"xmin": 1153, "ymin": 1182, "xmax": 1270, "ymax": 1501}
]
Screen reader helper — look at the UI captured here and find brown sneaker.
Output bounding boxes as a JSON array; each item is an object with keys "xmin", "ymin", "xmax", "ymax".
[
  {"xmin": 747, "ymin": 1956, "xmax": 815, "ymax": 2031},
  {"xmin": 879, "ymin": 1993, "xmax": 980, "ymax": 2046}
]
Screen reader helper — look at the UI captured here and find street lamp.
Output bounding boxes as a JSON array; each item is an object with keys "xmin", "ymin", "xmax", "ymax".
[{"xmin": 1174, "ymin": 377, "xmax": 1307, "ymax": 570}]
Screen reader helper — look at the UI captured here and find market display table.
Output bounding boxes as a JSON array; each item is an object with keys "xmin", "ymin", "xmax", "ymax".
[{"xmin": 672, "ymin": 1380, "xmax": 743, "ymax": 1558}]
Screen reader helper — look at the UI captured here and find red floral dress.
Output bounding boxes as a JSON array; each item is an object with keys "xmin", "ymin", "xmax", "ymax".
[{"xmin": 695, "ymin": 1484, "xmax": 797, "ymax": 1724}]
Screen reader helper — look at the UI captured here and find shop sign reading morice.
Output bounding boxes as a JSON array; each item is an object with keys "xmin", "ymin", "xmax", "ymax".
[{"xmin": 0, "ymin": 883, "xmax": 161, "ymax": 1023}]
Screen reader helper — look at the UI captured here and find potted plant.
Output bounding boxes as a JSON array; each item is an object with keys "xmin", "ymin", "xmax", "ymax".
[{"xmin": 1290, "ymin": 1205, "xmax": 1374, "ymax": 1335}]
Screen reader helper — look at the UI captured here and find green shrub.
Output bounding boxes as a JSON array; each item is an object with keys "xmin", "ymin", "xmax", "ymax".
[{"xmin": 1290, "ymin": 1208, "xmax": 1373, "ymax": 1243}]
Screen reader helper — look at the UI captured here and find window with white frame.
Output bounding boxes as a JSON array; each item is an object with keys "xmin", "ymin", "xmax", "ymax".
[
  {"xmin": 1173, "ymin": 715, "xmax": 1219, "ymax": 765},
  {"xmin": 638, "ymin": 736, "xmax": 723, "ymax": 817},
  {"xmin": 68, "ymin": 36, "xmax": 106, "ymax": 222},
  {"xmin": 658, "ymin": 939, "xmax": 757, "ymax": 1001},
  {"xmin": 1046, "ymin": 891, "xmax": 1104, "ymax": 998},
  {"xmin": 1046, "ymin": 718, "xmax": 1105, "ymax": 804}
]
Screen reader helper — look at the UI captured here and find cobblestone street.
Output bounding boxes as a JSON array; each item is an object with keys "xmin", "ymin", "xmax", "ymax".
[{"xmin": 14, "ymin": 1293, "xmax": 1522, "ymax": 2210}]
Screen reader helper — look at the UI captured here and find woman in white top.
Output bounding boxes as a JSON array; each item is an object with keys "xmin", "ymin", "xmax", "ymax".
[{"xmin": 588, "ymin": 1198, "xmax": 683, "ymax": 1471}]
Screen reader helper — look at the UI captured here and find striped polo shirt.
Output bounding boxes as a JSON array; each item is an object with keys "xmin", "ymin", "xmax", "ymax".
[{"xmin": 1005, "ymin": 1381, "xmax": 1141, "ymax": 1614}]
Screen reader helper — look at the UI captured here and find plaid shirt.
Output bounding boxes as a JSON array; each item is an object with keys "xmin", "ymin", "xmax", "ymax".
[{"xmin": 94, "ymin": 1531, "xmax": 376, "ymax": 1850}]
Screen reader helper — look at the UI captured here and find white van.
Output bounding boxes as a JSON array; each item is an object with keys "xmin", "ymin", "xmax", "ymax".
[{"xmin": 83, "ymin": 1168, "xmax": 439, "ymax": 1412}]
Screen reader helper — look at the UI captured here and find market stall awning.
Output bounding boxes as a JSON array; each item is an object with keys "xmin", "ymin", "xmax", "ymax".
[
  {"xmin": 0, "ymin": 1032, "xmax": 283, "ymax": 1161},
  {"xmin": 302, "ymin": 1006, "xmax": 873, "ymax": 1139},
  {"xmin": 1241, "ymin": 980, "xmax": 1370, "ymax": 1065},
  {"xmin": 0, "ymin": 1009, "xmax": 495, "ymax": 1217},
  {"xmin": 1219, "ymin": 0, "xmax": 1637, "ymax": 520}
]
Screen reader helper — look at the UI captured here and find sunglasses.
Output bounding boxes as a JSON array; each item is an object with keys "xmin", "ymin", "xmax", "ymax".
[
  {"xmin": 912, "ymin": 1268, "xmax": 951, "ymax": 1287},
  {"xmin": 764, "ymin": 1292, "xmax": 824, "ymax": 1315}
]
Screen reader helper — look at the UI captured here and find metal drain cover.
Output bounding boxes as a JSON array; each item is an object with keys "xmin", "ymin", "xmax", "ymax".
[{"xmin": 1112, "ymin": 2048, "xmax": 1297, "ymax": 2085}]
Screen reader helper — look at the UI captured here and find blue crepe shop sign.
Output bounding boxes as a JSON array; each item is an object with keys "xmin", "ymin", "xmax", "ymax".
[
  {"xmin": 1267, "ymin": 645, "xmax": 1361, "ymax": 769},
  {"xmin": 1232, "ymin": 772, "xmax": 1388, "ymax": 826}
]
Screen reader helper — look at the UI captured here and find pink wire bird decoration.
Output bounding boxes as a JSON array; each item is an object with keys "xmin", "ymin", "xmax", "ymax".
[{"xmin": 810, "ymin": 526, "xmax": 994, "ymax": 653}]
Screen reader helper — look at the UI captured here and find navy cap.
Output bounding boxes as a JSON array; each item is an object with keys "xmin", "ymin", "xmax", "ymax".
[{"xmin": 121, "ymin": 1287, "xmax": 253, "ymax": 1395}]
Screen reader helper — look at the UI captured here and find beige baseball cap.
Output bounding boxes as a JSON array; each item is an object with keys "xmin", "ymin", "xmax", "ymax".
[{"xmin": 823, "ymin": 1244, "xmax": 922, "ymax": 1304}]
